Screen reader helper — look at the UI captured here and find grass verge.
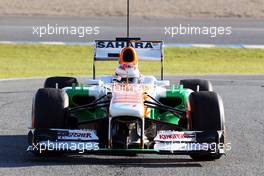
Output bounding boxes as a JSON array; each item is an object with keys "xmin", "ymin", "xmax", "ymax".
[{"xmin": 0, "ymin": 44, "xmax": 263, "ymax": 78}]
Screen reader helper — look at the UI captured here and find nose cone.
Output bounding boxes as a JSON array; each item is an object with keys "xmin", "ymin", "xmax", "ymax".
[
  {"xmin": 119, "ymin": 47, "xmax": 138, "ymax": 66},
  {"xmin": 110, "ymin": 89, "xmax": 144, "ymax": 118}
]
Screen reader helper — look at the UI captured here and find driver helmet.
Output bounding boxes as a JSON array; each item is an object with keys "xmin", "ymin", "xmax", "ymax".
[{"xmin": 113, "ymin": 63, "xmax": 140, "ymax": 83}]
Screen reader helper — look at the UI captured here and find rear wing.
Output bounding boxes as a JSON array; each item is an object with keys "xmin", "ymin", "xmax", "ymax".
[{"xmin": 93, "ymin": 39, "xmax": 164, "ymax": 80}]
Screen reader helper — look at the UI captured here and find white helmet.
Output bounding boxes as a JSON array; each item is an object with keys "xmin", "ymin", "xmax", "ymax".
[{"xmin": 113, "ymin": 63, "xmax": 140, "ymax": 83}]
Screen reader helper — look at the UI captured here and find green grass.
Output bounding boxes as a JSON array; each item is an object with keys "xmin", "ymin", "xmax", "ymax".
[{"xmin": 0, "ymin": 44, "xmax": 264, "ymax": 78}]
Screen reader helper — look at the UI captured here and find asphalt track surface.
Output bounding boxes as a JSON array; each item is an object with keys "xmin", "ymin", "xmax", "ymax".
[
  {"xmin": 0, "ymin": 75, "xmax": 263, "ymax": 176},
  {"xmin": 0, "ymin": 16, "xmax": 264, "ymax": 45}
]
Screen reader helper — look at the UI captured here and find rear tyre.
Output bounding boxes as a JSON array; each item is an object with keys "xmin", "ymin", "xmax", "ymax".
[
  {"xmin": 44, "ymin": 76, "xmax": 78, "ymax": 89},
  {"xmin": 180, "ymin": 79, "xmax": 213, "ymax": 91},
  {"xmin": 189, "ymin": 91, "xmax": 225, "ymax": 161},
  {"xmin": 30, "ymin": 88, "xmax": 69, "ymax": 156}
]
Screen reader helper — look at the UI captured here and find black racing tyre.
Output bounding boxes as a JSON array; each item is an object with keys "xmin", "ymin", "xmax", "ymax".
[
  {"xmin": 180, "ymin": 79, "xmax": 213, "ymax": 92},
  {"xmin": 30, "ymin": 88, "xmax": 69, "ymax": 156},
  {"xmin": 33, "ymin": 88, "xmax": 69, "ymax": 129},
  {"xmin": 189, "ymin": 91, "xmax": 225, "ymax": 161},
  {"xmin": 44, "ymin": 76, "xmax": 78, "ymax": 89}
]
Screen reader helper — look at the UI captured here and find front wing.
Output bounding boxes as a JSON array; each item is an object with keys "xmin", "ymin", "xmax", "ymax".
[{"xmin": 27, "ymin": 128, "xmax": 225, "ymax": 155}]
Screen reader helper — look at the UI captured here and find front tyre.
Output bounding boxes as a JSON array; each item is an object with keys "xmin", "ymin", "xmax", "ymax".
[
  {"xmin": 189, "ymin": 91, "xmax": 225, "ymax": 161},
  {"xmin": 29, "ymin": 88, "xmax": 69, "ymax": 156},
  {"xmin": 32, "ymin": 88, "xmax": 69, "ymax": 129}
]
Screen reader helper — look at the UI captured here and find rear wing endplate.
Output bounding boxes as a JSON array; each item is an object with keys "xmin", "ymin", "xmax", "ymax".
[{"xmin": 93, "ymin": 39, "xmax": 164, "ymax": 80}]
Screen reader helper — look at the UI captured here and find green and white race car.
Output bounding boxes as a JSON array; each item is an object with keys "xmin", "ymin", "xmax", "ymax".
[{"xmin": 27, "ymin": 38, "xmax": 226, "ymax": 161}]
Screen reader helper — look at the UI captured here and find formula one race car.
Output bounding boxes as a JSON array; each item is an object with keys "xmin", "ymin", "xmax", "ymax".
[{"xmin": 27, "ymin": 38, "xmax": 226, "ymax": 161}]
